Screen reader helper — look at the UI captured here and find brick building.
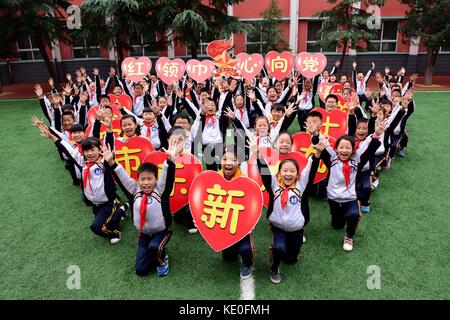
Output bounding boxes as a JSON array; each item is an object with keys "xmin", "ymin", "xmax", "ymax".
[{"xmin": 1, "ymin": 0, "xmax": 449, "ymax": 84}]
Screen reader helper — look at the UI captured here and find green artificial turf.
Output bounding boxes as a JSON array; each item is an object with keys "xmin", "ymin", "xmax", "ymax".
[{"xmin": 0, "ymin": 92, "xmax": 449, "ymax": 300}]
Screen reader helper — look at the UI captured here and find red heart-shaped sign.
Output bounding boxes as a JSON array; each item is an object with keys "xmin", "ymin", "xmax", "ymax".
[
  {"xmin": 295, "ymin": 52, "xmax": 327, "ymax": 79},
  {"xmin": 235, "ymin": 53, "xmax": 264, "ymax": 80},
  {"xmin": 108, "ymin": 94, "xmax": 132, "ymax": 111},
  {"xmin": 329, "ymin": 83, "xmax": 344, "ymax": 95},
  {"xmin": 121, "ymin": 57, "xmax": 152, "ymax": 83},
  {"xmin": 318, "ymin": 81, "xmax": 334, "ymax": 102},
  {"xmin": 311, "ymin": 107, "xmax": 348, "ymax": 139},
  {"xmin": 155, "ymin": 57, "xmax": 186, "ymax": 85},
  {"xmin": 114, "ymin": 137, "xmax": 154, "ymax": 180},
  {"xmin": 247, "ymin": 148, "xmax": 309, "ymax": 208},
  {"xmin": 87, "ymin": 105, "xmax": 122, "ymax": 125},
  {"xmin": 85, "ymin": 119, "xmax": 122, "ymax": 141},
  {"xmin": 291, "ymin": 132, "xmax": 336, "ymax": 184},
  {"xmin": 189, "ymin": 171, "xmax": 263, "ymax": 252},
  {"xmin": 186, "ymin": 59, "xmax": 215, "ymax": 83},
  {"xmin": 264, "ymin": 51, "xmax": 294, "ymax": 81},
  {"xmin": 143, "ymin": 151, "xmax": 203, "ymax": 214}
]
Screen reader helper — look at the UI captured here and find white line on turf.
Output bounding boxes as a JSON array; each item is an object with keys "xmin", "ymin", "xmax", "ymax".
[{"xmin": 240, "ymin": 276, "xmax": 256, "ymax": 300}]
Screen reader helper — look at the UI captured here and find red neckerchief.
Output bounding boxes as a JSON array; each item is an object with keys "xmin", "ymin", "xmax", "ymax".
[
  {"xmin": 83, "ymin": 161, "xmax": 95, "ymax": 194},
  {"xmin": 237, "ymin": 107, "xmax": 245, "ymax": 120},
  {"xmin": 133, "ymin": 93, "xmax": 142, "ymax": 104},
  {"xmin": 139, "ymin": 194, "xmax": 148, "ymax": 238},
  {"xmin": 278, "ymin": 180, "xmax": 296, "ymax": 210},
  {"xmin": 342, "ymin": 159, "xmax": 351, "ymax": 189},
  {"xmin": 76, "ymin": 143, "xmax": 83, "ymax": 155},
  {"xmin": 143, "ymin": 121, "xmax": 155, "ymax": 138},
  {"xmin": 89, "ymin": 89, "xmax": 95, "ymax": 101},
  {"xmin": 359, "ymin": 80, "xmax": 364, "ymax": 87},
  {"xmin": 205, "ymin": 115, "xmax": 215, "ymax": 126},
  {"xmin": 303, "ymin": 90, "xmax": 311, "ymax": 103},
  {"xmin": 66, "ymin": 130, "xmax": 72, "ymax": 141},
  {"xmin": 355, "ymin": 139, "xmax": 362, "ymax": 151}
]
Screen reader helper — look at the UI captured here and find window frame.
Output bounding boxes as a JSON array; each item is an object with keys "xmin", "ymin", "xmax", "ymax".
[
  {"xmin": 72, "ymin": 38, "xmax": 101, "ymax": 59},
  {"xmin": 368, "ymin": 20, "xmax": 398, "ymax": 53},
  {"xmin": 244, "ymin": 21, "xmax": 268, "ymax": 55},
  {"xmin": 16, "ymin": 36, "xmax": 42, "ymax": 61},
  {"xmin": 129, "ymin": 33, "xmax": 158, "ymax": 57},
  {"xmin": 306, "ymin": 20, "xmax": 338, "ymax": 53}
]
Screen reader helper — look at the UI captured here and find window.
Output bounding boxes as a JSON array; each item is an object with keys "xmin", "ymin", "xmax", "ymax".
[
  {"xmin": 16, "ymin": 35, "xmax": 42, "ymax": 61},
  {"xmin": 368, "ymin": 20, "xmax": 398, "ymax": 52},
  {"xmin": 245, "ymin": 22, "xmax": 269, "ymax": 54},
  {"xmin": 187, "ymin": 31, "xmax": 215, "ymax": 56},
  {"xmin": 129, "ymin": 33, "xmax": 158, "ymax": 57},
  {"xmin": 72, "ymin": 38, "xmax": 100, "ymax": 59},
  {"xmin": 441, "ymin": 42, "xmax": 450, "ymax": 52},
  {"xmin": 306, "ymin": 21, "xmax": 337, "ymax": 53}
]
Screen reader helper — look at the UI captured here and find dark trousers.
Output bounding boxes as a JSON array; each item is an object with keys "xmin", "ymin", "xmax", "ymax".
[
  {"xmin": 135, "ymin": 230, "xmax": 172, "ymax": 276},
  {"xmin": 399, "ymin": 130, "xmax": 409, "ymax": 150},
  {"xmin": 269, "ymin": 225, "xmax": 304, "ymax": 272},
  {"xmin": 328, "ymin": 200, "xmax": 360, "ymax": 238},
  {"xmin": 370, "ymin": 153, "xmax": 385, "ymax": 179},
  {"xmin": 297, "ymin": 109, "xmax": 311, "ymax": 132},
  {"xmin": 356, "ymin": 171, "xmax": 372, "ymax": 206},
  {"xmin": 222, "ymin": 234, "xmax": 254, "ymax": 268},
  {"xmin": 202, "ymin": 143, "xmax": 222, "ymax": 171},
  {"xmin": 65, "ymin": 159, "xmax": 80, "ymax": 185},
  {"xmin": 358, "ymin": 94, "xmax": 370, "ymax": 111},
  {"xmin": 90, "ymin": 200, "xmax": 125, "ymax": 239},
  {"xmin": 173, "ymin": 205, "xmax": 195, "ymax": 229},
  {"xmin": 388, "ymin": 133, "xmax": 401, "ymax": 158}
]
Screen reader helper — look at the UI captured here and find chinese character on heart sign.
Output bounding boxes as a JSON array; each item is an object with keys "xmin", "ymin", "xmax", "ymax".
[
  {"xmin": 192, "ymin": 64, "xmax": 208, "ymax": 76},
  {"xmin": 115, "ymin": 147, "xmax": 141, "ymax": 176},
  {"xmin": 201, "ymin": 184, "xmax": 245, "ymax": 235},
  {"xmin": 302, "ymin": 57, "xmax": 319, "ymax": 73},
  {"xmin": 126, "ymin": 62, "xmax": 145, "ymax": 77},
  {"xmin": 157, "ymin": 163, "xmax": 188, "ymax": 196},
  {"xmin": 162, "ymin": 62, "xmax": 179, "ymax": 78},
  {"xmin": 271, "ymin": 56, "xmax": 288, "ymax": 73}
]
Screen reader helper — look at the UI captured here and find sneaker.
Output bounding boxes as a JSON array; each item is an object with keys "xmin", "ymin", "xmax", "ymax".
[
  {"xmin": 240, "ymin": 264, "xmax": 253, "ymax": 280},
  {"xmin": 269, "ymin": 270, "xmax": 281, "ymax": 284},
  {"xmin": 361, "ymin": 206, "xmax": 370, "ymax": 213},
  {"xmin": 384, "ymin": 157, "xmax": 393, "ymax": 170},
  {"xmin": 188, "ymin": 227, "xmax": 198, "ymax": 234},
  {"xmin": 120, "ymin": 203, "xmax": 130, "ymax": 221},
  {"xmin": 372, "ymin": 178, "xmax": 379, "ymax": 190},
  {"xmin": 343, "ymin": 235, "xmax": 353, "ymax": 252},
  {"xmin": 397, "ymin": 150, "xmax": 406, "ymax": 157},
  {"xmin": 303, "ymin": 235, "xmax": 306, "ymax": 243},
  {"xmin": 156, "ymin": 254, "xmax": 169, "ymax": 276},
  {"xmin": 110, "ymin": 232, "xmax": 121, "ymax": 244}
]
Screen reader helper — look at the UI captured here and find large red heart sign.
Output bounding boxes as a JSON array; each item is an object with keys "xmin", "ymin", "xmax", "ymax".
[
  {"xmin": 235, "ymin": 53, "xmax": 264, "ymax": 80},
  {"xmin": 318, "ymin": 81, "xmax": 334, "ymax": 102},
  {"xmin": 189, "ymin": 171, "xmax": 263, "ymax": 252},
  {"xmin": 155, "ymin": 57, "xmax": 186, "ymax": 85},
  {"xmin": 292, "ymin": 132, "xmax": 336, "ymax": 184},
  {"xmin": 121, "ymin": 57, "xmax": 152, "ymax": 83},
  {"xmin": 108, "ymin": 94, "xmax": 132, "ymax": 111},
  {"xmin": 329, "ymin": 83, "xmax": 344, "ymax": 95},
  {"xmin": 311, "ymin": 107, "xmax": 348, "ymax": 139},
  {"xmin": 87, "ymin": 105, "xmax": 122, "ymax": 125},
  {"xmin": 295, "ymin": 52, "xmax": 327, "ymax": 79},
  {"xmin": 115, "ymin": 137, "xmax": 154, "ymax": 180},
  {"xmin": 143, "ymin": 151, "xmax": 203, "ymax": 214},
  {"xmin": 186, "ymin": 59, "xmax": 215, "ymax": 83},
  {"xmin": 264, "ymin": 51, "xmax": 294, "ymax": 81},
  {"xmin": 85, "ymin": 119, "xmax": 122, "ymax": 141}
]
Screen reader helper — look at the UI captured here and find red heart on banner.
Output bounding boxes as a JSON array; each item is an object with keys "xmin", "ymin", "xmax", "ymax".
[
  {"xmin": 108, "ymin": 94, "xmax": 132, "ymax": 111},
  {"xmin": 292, "ymin": 132, "xmax": 336, "ymax": 184},
  {"xmin": 155, "ymin": 57, "xmax": 186, "ymax": 85},
  {"xmin": 295, "ymin": 52, "xmax": 327, "ymax": 79},
  {"xmin": 329, "ymin": 83, "xmax": 344, "ymax": 95},
  {"xmin": 87, "ymin": 105, "xmax": 122, "ymax": 125},
  {"xmin": 235, "ymin": 53, "xmax": 264, "ymax": 80},
  {"xmin": 189, "ymin": 171, "xmax": 263, "ymax": 252},
  {"xmin": 318, "ymin": 81, "xmax": 334, "ymax": 102},
  {"xmin": 143, "ymin": 151, "xmax": 203, "ymax": 214},
  {"xmin": 264, "ymin": 51, "xmax": 294, "ymax": 81},
  {"xmin": 121, "ymin": 57, "xmax": 152, "ymax": 83},
  {"xmin": 247, "ymin": 148, "xmax": 309, "ymax": 208},
  {"xmin": 310, "ymin": 107, "xmax": 348, "ymax": 140},
  {"xmin": 85, "ymin": 119, "xmax": 122, "ymax": 141},
  {"xmin": 186, "ymin": 59, "xmax": 215, "ymax": 83},
  {"xmin": 115, "ymin": 137, "xmax": 154, "ymax": 180}
]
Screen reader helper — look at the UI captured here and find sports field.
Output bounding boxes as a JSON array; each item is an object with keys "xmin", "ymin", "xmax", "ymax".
[{"xmin": 1, "ymin": 92, "xmax": 449, "ymax": 300}]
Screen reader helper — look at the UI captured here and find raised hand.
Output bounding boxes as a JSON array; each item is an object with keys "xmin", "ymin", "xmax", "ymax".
[
  {"xmin": 285, "ymin": 103, "xmax": 297, "ymax": 117},
  {"xmin": 151, "ymin": 101, "xmax": 161, "ymax": 116},
  {"xmin": 48, "ymin": 78, "xmax": 54, "ymax": 88},
  {"xmin": 34, "ymin": 84, "xmax": 44, "ymax": 98},
  {"xmin": 66, "ymin": 73, "xmax": 72, "ymax": 82},
  {"xmin": 401, "ymin": 90, "xmax": 413, "ymax": 108},
  {"xmin": 186, "ymin": 78, "xmax": 194, "ymax": 89},
  {"xmin": 162, "ymin": 137, "xmax": 183, "ymax": 162},
  {"xmin": 79, "ymin": 92, "xmax": 88, "ymax": 105},
  {"xmin": 96, "ymin": 106, "xmax": 105, "ymax": 120},
  {"xmin": 374, "ymin": 119, "xmax": 386, "ymax": 138},
  {"xmin": 306, "ymin": 120, "xmax": 320, "ymax": 136},
  {"xmin": 371, "ymin": 62, "xmax": 375, "ymax": 70},
  {"xmin": 38, "ymin": 124, "xmax": 52, "ymax": 139},
  {"xmin": 176, "ymin": 87, "xmax": 184, "ymax": 99},
  {"xmin": 101, "ymin": 144, "xmax": 115, "ymax": 166},
  {"xmin": 62, "ymin": 83, "xmax": 72, "ymax": 96},
  {"xmin": 369, "ymin": 100, "xmax": 381, "ymax": 117},
  {"xmin": 225, "ymin": 107, "xmax": 235, "ymax": 120},
  {"xmin": 384, "ymin": 66, "xmax": 390, "ymax": 74},
  {"xmin": 93, "ymin": 68, "xmax": 99, "ymax": 76},
  {"xmin": 31, "ymin": 116, "xmax": 44, "ymax": 127},
  {"xmin": 247, "ymin": 90, "xmax": 257, "ymax": 102},
  {"xmin": 335, "ymin": 60, "xmax": 341, "ymax": 68},
  {"xmin": 352, "ymin": 61, "xmax": 357, "ymax": 69}
]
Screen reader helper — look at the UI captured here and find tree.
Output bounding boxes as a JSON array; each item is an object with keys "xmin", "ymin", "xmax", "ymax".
[
  {"xmin": 169, "ymin": 0, "xmax": 253, "ymax": 59},
  {"xmin": 259, "ymin": 0, "xmax": 289, "ymax": 52},
  {"xmin": 400, "ymin": 0, "xmax": 450, "ymax": 85},
  {"xmin": 0, "ymin": 0, "xmax": 72, "ymax": 83},
  {"xmin": 315, "ymin": 0, "xmax": 385, "ymax": 69}
]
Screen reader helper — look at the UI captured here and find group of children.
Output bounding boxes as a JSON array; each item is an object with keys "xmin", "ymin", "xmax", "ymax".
[{"xmin": 31, "ymin": 61, "xmax": 416, "ymax": 284}]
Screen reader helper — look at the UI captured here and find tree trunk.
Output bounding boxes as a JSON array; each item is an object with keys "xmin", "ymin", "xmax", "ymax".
[
  {"xmin": 116, "ymin": 41, "xmax": 124, "ymax": 73},
  {"xmin": 36, "ymin": 34, "xmax": 59, "ymax": 84},
  {"xmin": 424, "ymin": 47, "xmax": 435, "ymax": 85},
  {"xmin": 339, "ymin": 41, "xmax": 348, "ymax": 73},
  {"xmin": 190, "ymin": 46, "xmax": 198, "ymax": 59}
]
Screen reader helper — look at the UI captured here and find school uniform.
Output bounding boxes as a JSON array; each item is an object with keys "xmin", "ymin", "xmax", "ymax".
[
  {"xmin": 352, "ymin": 67, "xmax": 374, "ymax": 108},
  {"xmin": 257, "ymin": 154, "xmax": 319, "ymax": 272},
  {"xmin": 296, "ymin": 75, "xmax": 319, "ymax": 131},
  {"xmin": 112, "ymin": 160, "xmax": 175, "ymax": 276}
]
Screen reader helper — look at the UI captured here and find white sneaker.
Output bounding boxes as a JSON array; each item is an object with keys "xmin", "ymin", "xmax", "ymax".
[
  {"xmin": 303, "ymin": 235, "xmax": 306, "ymax": 243},
  {"xmin": 372, "ymin": 178, "xmax": 379, "ymax": 189},
  {"xmin": 343, "ymin": 235, "xmax": 353, "ymax": 252},
  {"xmin": 110, "ymin": 232, "xmax": 121, "ymax": 244},
  {"xmin": 188, "ymin": 228, "xmax": 198, "ymax": 234}
]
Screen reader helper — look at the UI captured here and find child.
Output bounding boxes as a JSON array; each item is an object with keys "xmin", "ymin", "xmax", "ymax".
[
  {"xmin": 317, "ymin": 122, "xmax": 385, "ymax": 251},
  {"xmin": 219, "ymin": 146, "xmax": 255, "ymax": 279},
  {"xmin": 255, "ymin": 137, "xmax": 320, "ymax": 284},
  {"xmin": 37, "ymin": 126, "xmax": 127, "ymax": 244},
  {"xmin": 352, "ymin": 61, "xmax": 375, "ymax": 107},
  {"xmin": 105, "ymin": 138, "xmax": 181, "ymax": 276}
]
